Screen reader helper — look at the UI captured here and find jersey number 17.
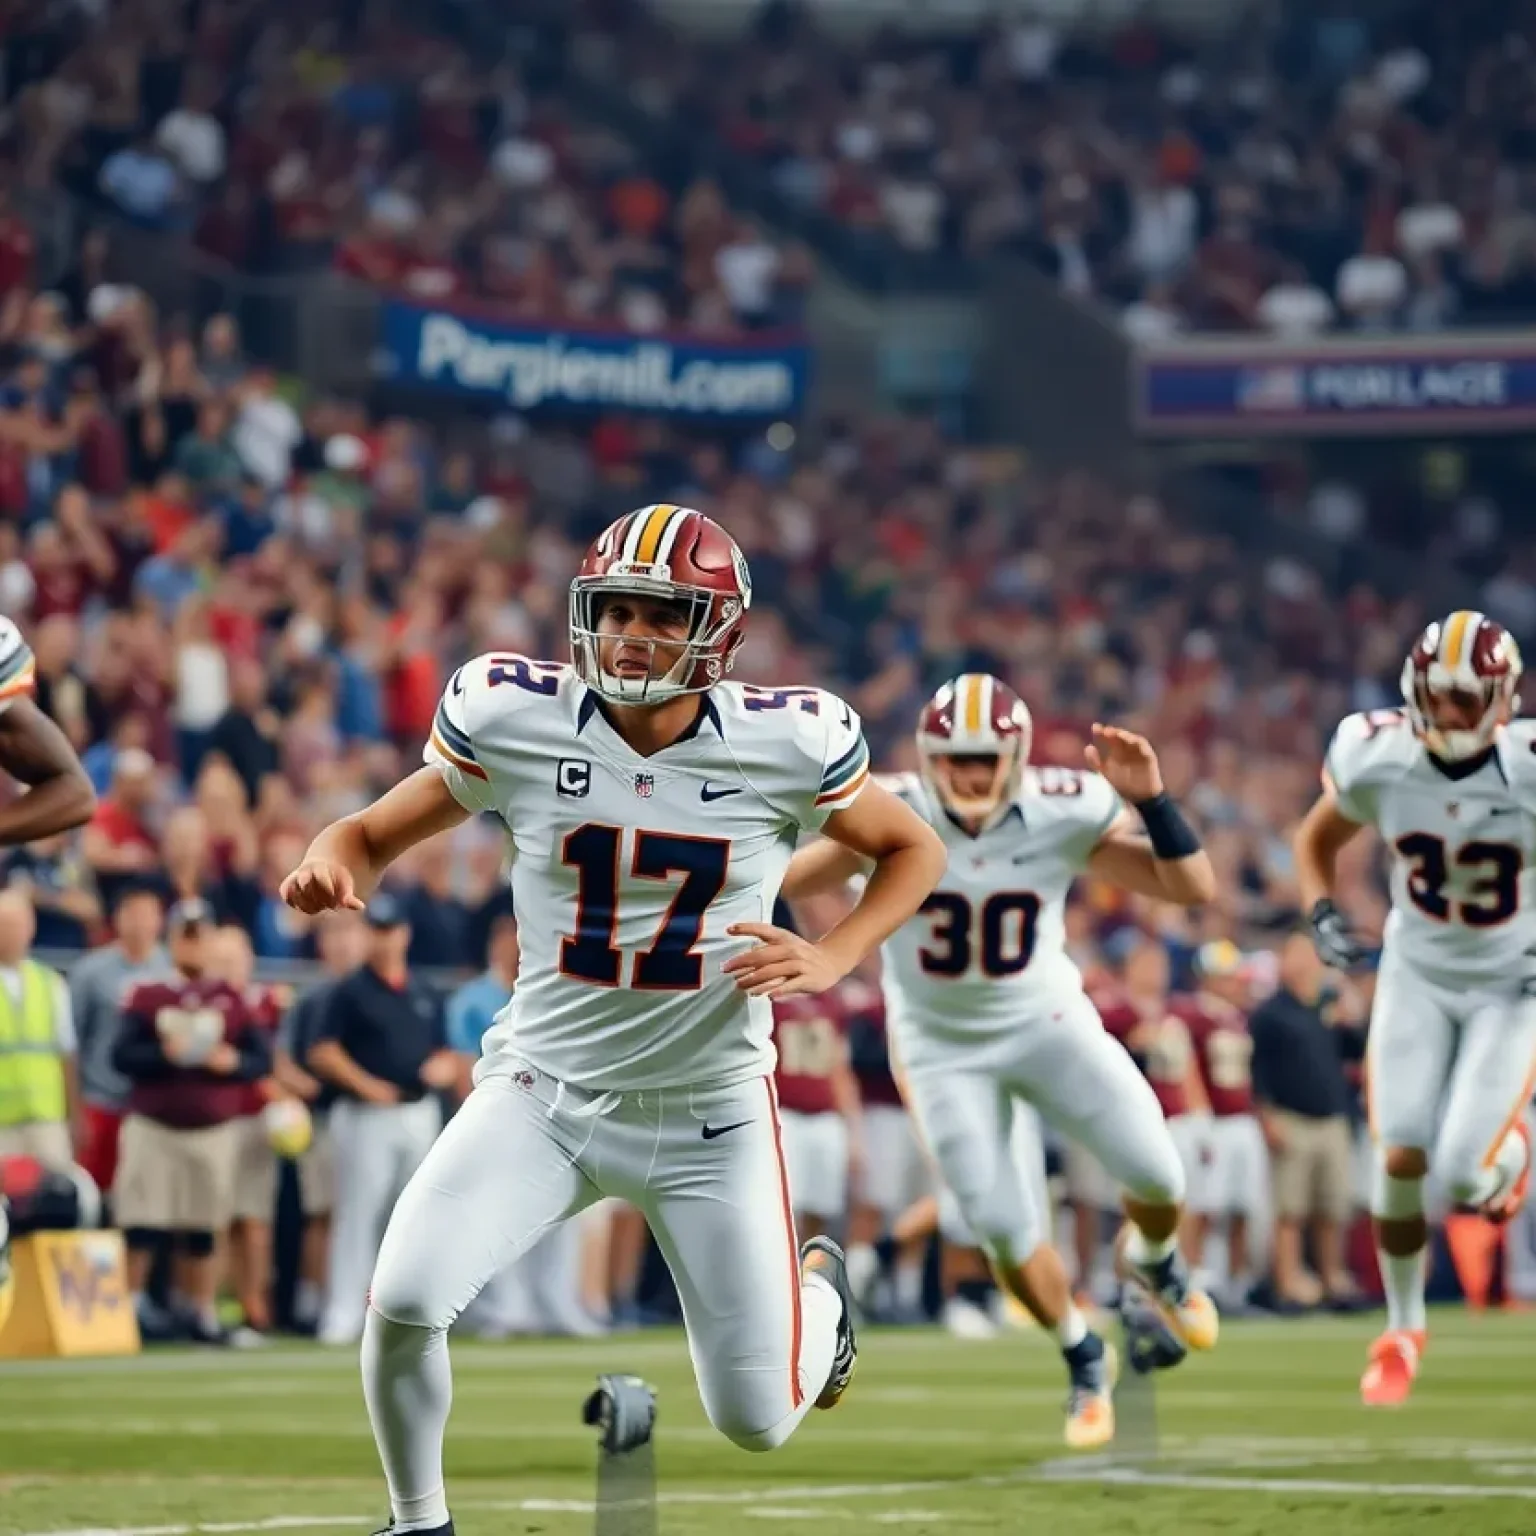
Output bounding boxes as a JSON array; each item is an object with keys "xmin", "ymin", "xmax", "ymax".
[{"xmin": 559, "ymin": 824, "xmax": 730, "ymax": 991}]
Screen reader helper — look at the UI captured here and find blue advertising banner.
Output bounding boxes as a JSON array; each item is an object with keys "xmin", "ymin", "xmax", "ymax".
[
  {"xmin": 376, "ymin": 301, "xmax": 810, "ymax": 418},
  {"xmin": 1134, "ymin": 333, "xmax": 1536, "ymax": 437}
]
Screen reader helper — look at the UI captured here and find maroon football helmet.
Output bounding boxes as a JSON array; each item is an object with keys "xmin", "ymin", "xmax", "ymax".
[
  {"xmin": 570, "ymin": 504, "xmax": 751, "ymax": 703},
  {"xmin": 916, "ymin": 673, "xmax": 1032, "ymax": 820},
  {"xmin": 1400, "ymin": 610, "xmax": 1522, "ymax": 761}
]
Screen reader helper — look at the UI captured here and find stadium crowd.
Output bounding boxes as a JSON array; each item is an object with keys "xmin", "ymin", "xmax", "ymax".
[
  {"xmin": 558, "ymin": 0, "xmax": 1536, "ymax": 335},
  {"xmin": 2, "ymin": 0, "xmax": 809, "ymax": 335}
]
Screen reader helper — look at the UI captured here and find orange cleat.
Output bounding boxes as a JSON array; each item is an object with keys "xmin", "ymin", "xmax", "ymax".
[
  {"xmin": 1483, "ymin": 1121, "xmax": 1532, "ymax": 1226},
  {"xmin": 1360, "ymin": 1328, "xmax": 1426, "ymax": 1407}
]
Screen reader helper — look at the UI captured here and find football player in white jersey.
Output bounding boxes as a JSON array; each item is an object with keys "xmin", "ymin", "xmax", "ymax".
[
  {"xmin": 782, "ymin": 674, "xmax": 1220, "ymax": 1450},
  {"xmin": 0, "ymin": 616, "xmax": 96, "ymax": 843},
  {"xmin": 1295, "ymin": 611, "xmax": 1536, "ymax": 1408},
  {"xmin": 280, "ymin": 504, "xmax": 947, "ymax": 1536}
]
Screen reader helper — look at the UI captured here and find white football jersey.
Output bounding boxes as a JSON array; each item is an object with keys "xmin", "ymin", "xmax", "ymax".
[
  {"xmin": 0, "ymin": 617, "xmax": 35, "ymax": 713},
  {"xmin": 424, "ymin": 656, "xmax": 870, "ymax": 1091},
  {"xmin": 1326, "ymin": 708, "xmax": 1536, "ymax": 981},
  {"xmin": 878, "ymin": 767, "xmax": 1121, "ymax": 1068}
]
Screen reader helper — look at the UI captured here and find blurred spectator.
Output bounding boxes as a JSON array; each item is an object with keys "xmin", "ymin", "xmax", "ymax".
[
  {"xmin": 81, "ymin": 748, "xmax": 161, "ymax": 913},
  {"xmin": 308, "ymin": 894, "xmax": 453, "ymax": 1344},
  {"xmin": 0, "ymin": 889, "xmax": 78, "ymax": 1171},
  {"xmin": 1250, "ymin": 931, "xmax": 1365, "ymax": 1311},
  {"xmin": 68, "ymin": 884, "xmax": 171, "ymax": 1193},
  {"xmin": 111, "ymin": 898, "xmax": 272, "ymax": 1344},
  {"xmin": 274, "ymin": 909, "xmax": 370, "ymax": 1335}
]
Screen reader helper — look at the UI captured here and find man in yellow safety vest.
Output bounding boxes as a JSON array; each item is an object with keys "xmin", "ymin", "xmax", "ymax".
[{"xmin": 0, "ymin": 887, "xmax": 78, "ymax": 1170}]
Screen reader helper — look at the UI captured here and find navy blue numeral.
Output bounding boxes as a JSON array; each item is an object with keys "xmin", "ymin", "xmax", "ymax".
[
  {"xmin": 632, "ymin": 834, "xmax": 731, "ymax": 990},
  {"xmin": 559, "ymin": 825, "xmax": 730, "ymax": 991},
  {"xmin": 559, "ymin": 825, "xmax": 623, "ymax": 985},
  {"xmin": 488, "ymin": 656, "xmax": 561, "ymax": 695},
  {"xmin": 1393, "ymin": 832, "xmax": 1521, "ymax": 927},
  {"xmin": 742, "ymin": 686, "xmax": 821, "ymax": 715},
  {"xmin": 918, "ymin": 891, "xmax": 1041, "ymax": 977}
]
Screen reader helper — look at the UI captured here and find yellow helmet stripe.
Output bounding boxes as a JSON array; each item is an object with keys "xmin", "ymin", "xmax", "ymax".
[
  {"xmin": 961, "ymin": 673, "xmax": 985, "ymax": 734},
  {"xmin": 1442, "ymin": 610, "xmax": 1475, "ymax": 670},
  {"xmin": 634, "ymin": 504, "xmax": 678, "ymax": 564}
]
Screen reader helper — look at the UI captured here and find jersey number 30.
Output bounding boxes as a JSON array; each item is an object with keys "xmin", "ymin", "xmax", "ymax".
[
  {"xmin": 560, "ymin": 824, "xmax": 729, "ymax": 991},
  {"xmin": 918, "ymin": 891, "xmax": 1042, "ymax": 978}
]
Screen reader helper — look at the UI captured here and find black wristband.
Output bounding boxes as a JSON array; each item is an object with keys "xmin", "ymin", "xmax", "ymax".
[{"xmin": 1134, "ymin": 792, "xmax": 1202, "ymax": 860}]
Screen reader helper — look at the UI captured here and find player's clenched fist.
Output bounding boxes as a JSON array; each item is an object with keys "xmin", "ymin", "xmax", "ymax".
[
  {"xmin": 723, "ymin": 922, "xmax": 847, "ymax": 998},
  {"xmin": 1084, "ymin": 723, "xmax": 1164, "ymax": 802},
  {"xmin": 280, "ymin": 858, "xmax": 366, "ymax": 915}
]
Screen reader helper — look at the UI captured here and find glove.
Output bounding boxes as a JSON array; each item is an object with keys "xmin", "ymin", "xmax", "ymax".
[{"xmin": 1309, "ymin": 898, "xmax": 1366, "ymax": 971}]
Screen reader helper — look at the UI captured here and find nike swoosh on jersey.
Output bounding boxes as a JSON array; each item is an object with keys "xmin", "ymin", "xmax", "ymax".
[
  {"xmin": 701, "ymin": 1120, "xmax": 753, "ymax": 1140},
  {"xmin": 700, "ymin": 782, "xmax": 744, "ymax": 802}
]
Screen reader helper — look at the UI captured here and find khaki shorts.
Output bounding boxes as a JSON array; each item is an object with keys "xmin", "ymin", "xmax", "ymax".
[
  {"xmin": 1269, "ymin": 1111, "xmax": 1353, "ymax": 1223},
  {"xmin": 231, "ymin": 1115, "xmax": 278, "ymax": 1224},
  {"xmin": 0, "ymin": 1119, "xmax": 74, "ymax": 1171},
  {"xmin": 297, "ymin": 1119, "xmax": 334, "ymax": 1218},
  {"xmin": 113, "ymin": 1115, "xmax": 239, "ymax": 1232}
]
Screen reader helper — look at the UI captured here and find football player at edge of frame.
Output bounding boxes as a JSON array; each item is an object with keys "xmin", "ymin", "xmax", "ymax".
[
  {"xmin": 1295, "ymin": 610, "xmax": 1536, "ymax": 1409},
  {"xmin": 0, "ymin": 615, "xmax": 97, "ymax": 1336},
  {"xmin": 0, "ymin": 616, "xmax": 96, "ymax": 846},
  {"xmin": 280, "ymin": 504, "xmax": 947, "ymax": 1536},
  {"xmin": 781, "ymin": 674, "xmax": 1219, "ymax": 1451}
]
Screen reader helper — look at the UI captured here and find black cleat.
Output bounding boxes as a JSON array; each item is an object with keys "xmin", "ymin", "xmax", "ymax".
[
  {"xmin": 369, "ymin": 1522, "xmax": 453, "ymax": 1535},
  {"xmin": 801, "ymin": 1235, "xmax": 857, "ymax": 1409},
  {"xmin": 582, "ymin": 1372, "xmax": 658, "ymax": 1454},
  {"xmin": 1119, "ymin": 1278, "xmax": 1188, "ymax": 1375}
]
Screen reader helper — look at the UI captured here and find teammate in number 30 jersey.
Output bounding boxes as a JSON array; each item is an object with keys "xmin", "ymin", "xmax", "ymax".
[
  {"xmin": 279, "ymin": 503, "xmax": 946, "ymax": 1536},
  {"xmin": 782, "ymin": 672, "xmax": 1220, "ymax": 1451},
  {"xmin": 1296, "ymin": 610, "xmax": 1536, "ymax": 1410}
]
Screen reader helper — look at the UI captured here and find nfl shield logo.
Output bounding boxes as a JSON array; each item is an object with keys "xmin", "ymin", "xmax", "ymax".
[{"xmin": 634, "ymin": 773, "xmax": 655, "ymax": 798}]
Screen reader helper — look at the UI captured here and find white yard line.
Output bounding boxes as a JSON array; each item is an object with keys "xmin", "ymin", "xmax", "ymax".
[
  {"xmin": 1035, "ymin": 1464, "xmax": 1536, "ymax": 1500},
  {"xmin": 23, "ymin": 1457, "xmax": 1536, "ymax": 1536}
]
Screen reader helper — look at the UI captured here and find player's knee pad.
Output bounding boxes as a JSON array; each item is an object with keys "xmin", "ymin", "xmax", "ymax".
[
  {"xmin": 1122, "ymin": 1140, "xmax": 1186, "ymax": 1209},
  {"xmin": 368, "ymin": 1261, "xmax": 461, "ymax": 1333},
  {"xmin": 179, "ymin": 1229, "xmax": 216, "ymax": 1258},
  {"xmin": 713, "ymin": 1412, "xmax": 794, "ymax": 1454},
  {"xmin": 1372, "ymin": 1155, "xmax": 1425, "ymax": 1221},
  {"xmin": 955, "ymin": 1191, "xmax": 1040, "ymax": 1271}
]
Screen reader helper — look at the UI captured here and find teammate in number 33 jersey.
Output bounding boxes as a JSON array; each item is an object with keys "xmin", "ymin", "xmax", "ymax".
[
  {"xmin": 781, "ymin": 673, "xmax": 1220, "ymax": 1452},
  {"xmin": 1296, "ymin": 610, "xmax": 1536, "ymax": 1410},
  {"xmin": 279, "ymin": 504, "xmax": 946, "ymax": 1536}
]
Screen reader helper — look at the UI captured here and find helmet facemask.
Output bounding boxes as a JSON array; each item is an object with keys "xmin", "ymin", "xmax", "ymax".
[{"xmin": 570, "ymin": 576, "xmax": 744, "ymax": 705}]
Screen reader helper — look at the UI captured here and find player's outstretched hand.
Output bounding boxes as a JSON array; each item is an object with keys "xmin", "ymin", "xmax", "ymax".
[
  {"xmin": 1084, "ymin": 724, "xmax": 1164, "ymax": 802},
  {"xmin": 280, "ymin": 857, "xmax": 366, "ymax": 916},
  {"xmin": 723, "ymin": 922, "xmax": 846, "ymax": 998}
]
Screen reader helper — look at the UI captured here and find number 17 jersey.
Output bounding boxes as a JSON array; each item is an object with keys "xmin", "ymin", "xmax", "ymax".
[
  {"xmin": 424, "ymin": 655, "xmax": 869, "ymax": 1092},
  {"xmin": 1324, "ymin": 709, "xmax": 1536, "ymax": 982},
  {"xmin": 878, "ymin": 768, "xmax": 1120, "ymax": 1070}
]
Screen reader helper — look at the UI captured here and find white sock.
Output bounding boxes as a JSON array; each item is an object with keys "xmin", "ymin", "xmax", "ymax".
[
  {"xmin": 846, "ymin": 1243, "xmax": 880, "ymax": 1304},
  {"xmin": 362, "ymin": 1309, "xmax": 453, "ymax": 1532},
  {"xmin": 1380, "ymin": 1248, "xmax": 1427, "ymax": 1335},
  {"xmin": 1055, "ymin": 1303, "xmax": 1088, "ymax": 1350},
  {"xmin": 1124, "ymin": 1224, "xmax": 1178, "ymax": 1267},
  {"xmin": 294, "ymin": 1280, "xmax": 322, "ymax": 1325},
  {"xmin": 892, "ymin": 1260, "xmax": 924, "ymax": 1311}
]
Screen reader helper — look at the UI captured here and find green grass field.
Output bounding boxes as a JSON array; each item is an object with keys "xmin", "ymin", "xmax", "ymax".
[{"xmin": 5, "ymin": 1311, "xmax": 1536, "ymax": 1536}]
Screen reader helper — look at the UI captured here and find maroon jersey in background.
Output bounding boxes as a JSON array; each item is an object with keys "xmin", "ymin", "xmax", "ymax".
[
  {"xmin": 1099, "ymin": 988, "xmax": 1194, "ymax": 1118},
  {"xmin": 1181, "ymin": 993, "xmax": 1255, "ymax": 1118},
  {"xmin": 772, "ymin": 992, "xmax": 846, "ymax": 1116},
  {"xmin": 114, "ymin": 977, "xmax": 272, "ymax": 1130}
]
